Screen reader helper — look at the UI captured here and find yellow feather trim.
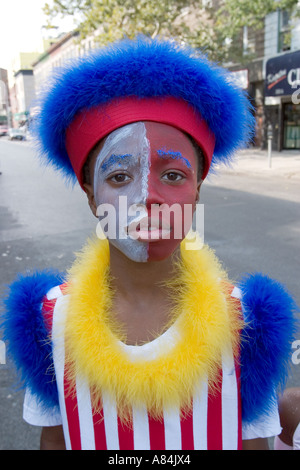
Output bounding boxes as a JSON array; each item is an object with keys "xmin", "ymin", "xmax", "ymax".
[{"xmin": 64, "ymin": 232, "xmax": 243, "ymax": 422}]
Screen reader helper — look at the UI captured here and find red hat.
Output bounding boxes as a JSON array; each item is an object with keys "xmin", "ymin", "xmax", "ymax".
[
  {"xmin": 36, "ymin": 37, "xmax": 254, "ymax": 187},
  {"xmin": 66, "ymin": 96, "xmax": 215, "ymax": 188}
]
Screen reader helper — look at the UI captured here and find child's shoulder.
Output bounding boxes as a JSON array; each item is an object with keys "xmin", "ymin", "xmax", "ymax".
[
  {"xmin": 2, "ymin": 269, "xmax": 66, "ymax": 333},
  {"xmin": 3, "ymin": 269, "xmax": 65, "ymax": 305},
  {"xmin": 238, "ymin": 272, "xmax": 299, "ymax": 423},
  {"xmin": 2, "ymin": 269, "xmax": 65, "ymax": 410}
]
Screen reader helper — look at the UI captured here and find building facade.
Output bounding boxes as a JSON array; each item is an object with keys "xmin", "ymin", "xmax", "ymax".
[
  {"xmin": 264, "ymin": 9, "xmax": 300, "ymax": 151},
  {"xmin": 30, "ymin": 7, "xmax": 300, "ymax": 152},
  {"xmin": 33, "ymin": 31, "xmax": 96, "ymax": 97},
  {"xmin": 0, "ymin": 68, "xmax": 10, "ymax": 127},
  {"xmin": 8, "ymin": 53, "xmax": 41, "ymax": 128},
  {"xmin": 228, "ymin": 8, "xmax": 300, "ymax": 151}
]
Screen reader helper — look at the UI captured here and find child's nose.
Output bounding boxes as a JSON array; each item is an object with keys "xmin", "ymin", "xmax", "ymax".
[{"xmin": 146, "ymin": 185, "xmax": 166, "ymax": 210}]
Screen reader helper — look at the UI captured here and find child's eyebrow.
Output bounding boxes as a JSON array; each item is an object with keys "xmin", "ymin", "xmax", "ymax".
[
  {"xmin": 100, "ymin": 153, "xmax": 132, "ymax": 172},
  {"xmin": 156, "ymin": 148, "xmax": 192, "ymax": 169}
]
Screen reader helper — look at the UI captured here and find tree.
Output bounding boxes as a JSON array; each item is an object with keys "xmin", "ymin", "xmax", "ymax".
[{"xmin": 43, "ymin": 0, "xmax": 299, "ymax": 63}]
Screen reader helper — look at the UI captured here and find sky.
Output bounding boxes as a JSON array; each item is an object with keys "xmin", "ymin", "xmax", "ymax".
[{"xmin": 0, "ymin": 0, "xmax": 76, "ymax": 70}]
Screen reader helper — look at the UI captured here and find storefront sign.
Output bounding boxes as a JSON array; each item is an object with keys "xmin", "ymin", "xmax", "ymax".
[{"xmin": 265, "ymin": 50, "xmax": 300, "ymax": 97}]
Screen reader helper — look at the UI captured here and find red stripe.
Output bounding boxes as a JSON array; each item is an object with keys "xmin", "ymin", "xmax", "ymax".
[
  {"xmin": 235, "ymin": 360, "xmax": 243, "ymax": 450},
  {"xmin": 148, "ymin": 414, "xmax": 166, "ymax": 450},
  {"xmin": 64, "ymin": 374, "xmax": 82, "ymax": 450},
  {"xmin": 93, "ymin": 408, "xmax": 107, "ymax": 450},
  {"xmin": 180, "ymin": 407, "xmax": 195, "ymax": 450},
  {"xmin": 42, "ymin": 283, "xmax": 68, "ymax": 332},
  {"xmin": 42, "ymin": 298, "xmax": 57, "ymax": 332},
  {"xmin": 207, "ymin": 371, "xmax": 223, "ymax": 450},
  {"xmin": 59, "ymin": 282, "xmax": 69, "ymax": 294},
  {"xmin": 117, "ymin": 416, "xmax": 134, "ymax": 450}
]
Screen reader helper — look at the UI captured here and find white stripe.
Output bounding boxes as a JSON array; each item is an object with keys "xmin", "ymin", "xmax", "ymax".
[
  {"xmin": 221, "ymin": 350, "xmax": 238, "ymax": 450},
  {"xmin": 102, "ymin": 392, "xmax": 119, "ymax": 450},
  {"xmin": 76, "ymin": 377, "xmax": 96, "ymax": 450},
  {"xmin": 193, "ymin": 380, "xmax": 208, "ymax": 450},
  {"xmin": 132, "ymin": 404, "xmax": 150, "ymax": 450},
  {"xmin": 52, "ymin": 295, "xmax": 71, "ymax": 450},
  {"xmin": 164, "ymin": 407, "xmax": 182, "ymax": 450},
  {"xmin": 231, "ymin": 286, "xmax": 242, "ymax": 299},
  {"xmin": 46, "ymin": 285, "xmax": 64, "ymax": 300}
]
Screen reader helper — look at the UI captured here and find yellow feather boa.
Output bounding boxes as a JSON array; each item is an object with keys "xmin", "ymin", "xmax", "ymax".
[{"xmin": 64, "ymin": 233, "xmax": 242, "ymax": 421}]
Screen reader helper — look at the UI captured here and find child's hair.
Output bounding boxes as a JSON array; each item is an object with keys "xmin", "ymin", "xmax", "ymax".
[
  {"xmin": 82, "ymin": 132, "xmax": 204, "ymax": 186},
  {"xmin": 188, "ymin": 135, "xmax": 204, "ymax": 182},
  {"xmin": 82, "ymin": 146, "xmax": 98, "ymax": 186}
]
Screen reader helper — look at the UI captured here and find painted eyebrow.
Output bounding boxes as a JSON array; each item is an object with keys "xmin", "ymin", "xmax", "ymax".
[
  {"xmin": 100, "ymin": 153, "xmax": 132, "ymax": 172},
  {"xmin": 156, "ymin": 148, "xmax": 192, "ymax": 169}
]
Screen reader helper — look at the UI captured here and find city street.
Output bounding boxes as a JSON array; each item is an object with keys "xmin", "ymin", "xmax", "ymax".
[{"xmin": 0, "ymin": 138, "xmax": 299, "ymax": 449}]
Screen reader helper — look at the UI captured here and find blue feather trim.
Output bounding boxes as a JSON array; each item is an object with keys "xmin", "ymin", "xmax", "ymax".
[
  {"xmin": 33, "ymin": 36, "xmax": 255, "ymax": 185},
  {"xmin": 239, "ymin": 273, "xmax": 299, "ymax": 423},
  {"xmin": 1, "ymin": 270, "xmax": 64, "ymax": 411}
]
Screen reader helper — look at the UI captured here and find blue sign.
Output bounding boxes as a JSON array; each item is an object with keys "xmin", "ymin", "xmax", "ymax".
[{"xmin": 265, "ymin": 50, "xmax": 300, "ymax": 97}]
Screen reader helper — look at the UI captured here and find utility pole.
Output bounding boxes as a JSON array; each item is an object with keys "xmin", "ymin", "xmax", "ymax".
[{"xmin": 267, "ymin": 123, "xmax": 273, "ymax": 168}]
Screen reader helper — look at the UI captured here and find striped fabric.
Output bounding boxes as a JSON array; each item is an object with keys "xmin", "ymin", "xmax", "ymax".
[{"xmin": 43, "ymin": 284, "xmax": 242, "ymax": 450}]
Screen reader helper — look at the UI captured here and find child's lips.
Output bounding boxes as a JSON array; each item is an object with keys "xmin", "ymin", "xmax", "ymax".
[
  {"xmin": 126, "ymin": 217, "xmax": 171, "ymax": 241},
  {"xmin": 136, "ymin": 227, "xmax": 172, "ymax": 241}
]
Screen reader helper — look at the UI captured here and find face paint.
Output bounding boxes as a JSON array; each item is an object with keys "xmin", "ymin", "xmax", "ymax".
[
  {"xmin": 145, "ymin": 122, "xmax": 199, "ymax": 261},
  {"xmin": 93, "ymin": 122, "xmax": 199, "ymax": 262},
  {"xmin": 93, "ymin": 122, "xmax": 150, "ymax": 262},
  {"xmin": 156, "ymin": 148, "xmax": 192, "ymax": 169}
]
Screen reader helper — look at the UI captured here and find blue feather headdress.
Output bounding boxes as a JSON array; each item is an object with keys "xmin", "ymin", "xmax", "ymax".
[{"xmin": 34, "ymin": 36, "xmax": 255, "ymax": 186}]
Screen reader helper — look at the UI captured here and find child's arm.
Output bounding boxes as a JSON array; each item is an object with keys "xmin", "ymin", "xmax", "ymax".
[
  {"xmin": 242, "ymin": 438, "xmax": 269, "ymax": 450},
  {"xmin": 239, "ymin": 273, "xmax": 298, "ymax": 426},
  {"xmin": 40, "ymin": 426, "xmax": 66, "ymax": 450}
]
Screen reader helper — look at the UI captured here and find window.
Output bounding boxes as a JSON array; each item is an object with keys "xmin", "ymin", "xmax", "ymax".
[
  {"xmin": 283, "ymin": 103, "xmax": 300, "ymax": 149},
  {"xmin": 243, "ymin": 26, "xmax": 256, "ymax": 56},
  {"xmin": 278, "ymin": 10, "xmax": 291, "ymax": 52}
]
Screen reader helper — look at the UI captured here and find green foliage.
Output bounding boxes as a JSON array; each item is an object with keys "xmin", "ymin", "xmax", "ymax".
[{"xmin": 43, "ymin": 0, "xmax": 300, "ymax": 62}]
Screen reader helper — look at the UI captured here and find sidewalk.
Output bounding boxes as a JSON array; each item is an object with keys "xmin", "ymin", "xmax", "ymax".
[{"xmin": 219, "ymin": 148, "xmax": 300, "ymax": 180}]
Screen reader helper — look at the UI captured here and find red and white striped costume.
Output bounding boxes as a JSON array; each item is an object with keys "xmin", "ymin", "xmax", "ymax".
[{"xmin": 37, "ymin": 283, "xmax": 243, "ymax": 450}]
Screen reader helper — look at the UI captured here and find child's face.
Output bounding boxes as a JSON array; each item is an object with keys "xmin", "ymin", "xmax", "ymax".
[{"xmin": 86, "ymin": 121, "xmax": 201, "ymax": 262}]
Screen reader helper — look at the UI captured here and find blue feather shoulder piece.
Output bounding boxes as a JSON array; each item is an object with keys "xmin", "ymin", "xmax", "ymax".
[
  {"xmin": 239, "ymin": 273, "xmax": 299, "ymax": 423},
  {"xmin": 1, "ymin": 270, "xmax": 64, "ymax": 411}
]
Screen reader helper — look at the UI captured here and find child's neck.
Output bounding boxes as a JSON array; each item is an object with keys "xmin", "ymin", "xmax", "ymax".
[
  {"xmin": 108, "ymin": 245, "xmax": 181, "ymax": 345},
  {"xmin": 109, "ymin": 244, "xmax": 180, "ymax": 294}
]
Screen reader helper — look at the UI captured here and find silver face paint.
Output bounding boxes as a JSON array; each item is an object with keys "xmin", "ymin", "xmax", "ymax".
[{"xmin": 93, "ymin": 122, "xmax": 150, "ymax": 262}]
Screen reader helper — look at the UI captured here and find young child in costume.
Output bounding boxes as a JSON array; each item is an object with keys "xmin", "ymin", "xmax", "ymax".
[{"xmin": 2, "ymin": 37, "xmax": 298, "ymax": 450}]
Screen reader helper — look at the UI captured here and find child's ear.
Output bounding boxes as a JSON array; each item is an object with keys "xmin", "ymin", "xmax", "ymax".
[{"xmin": 83, "ymin": 183, "xmax": 98, "ymax": 217}]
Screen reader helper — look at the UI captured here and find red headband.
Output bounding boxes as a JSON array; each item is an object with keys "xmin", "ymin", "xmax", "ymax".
[{"xmin": 65, "ymin": 96, "xmax": 215, "ymax": 188}]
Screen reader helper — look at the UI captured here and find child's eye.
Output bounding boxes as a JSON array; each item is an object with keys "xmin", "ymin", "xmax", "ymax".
[
  {"xmin": 108, "ymin": 173, "xmax": 131, "ymax": 184},
  {"xmin": 162, "ymin": 171, "xmax": 185, "ymax": 182}
]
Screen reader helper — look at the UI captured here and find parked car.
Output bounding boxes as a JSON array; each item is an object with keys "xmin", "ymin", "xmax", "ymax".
[
  {"xmin": 8, "ymin": 127, "xmax": 26, "ymax": 141},
  {"xmin": 0, "ymin": 125, "xmax": 8, "ymax": 136}
]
